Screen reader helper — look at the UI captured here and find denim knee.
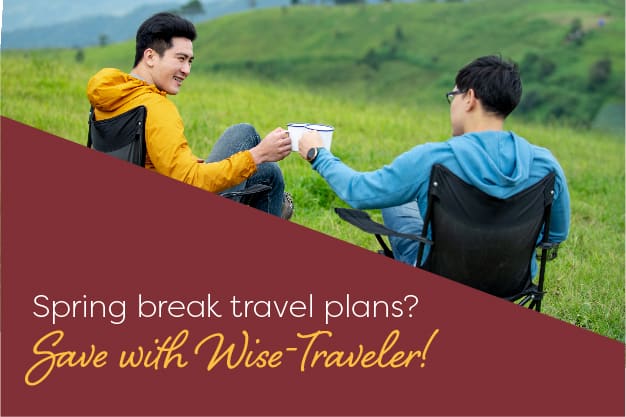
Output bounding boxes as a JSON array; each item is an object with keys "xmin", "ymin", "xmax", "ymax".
[
  {"xmin": 224, "ymin": 123, "xmax": 259, "ymax": 143},
  {"xmin": 382, "ymin": 201, "xmax": 423, "ymax": 267},
  {"xmin": 207, "ymin": 123, "xmax": 261, "ymax": 162}
]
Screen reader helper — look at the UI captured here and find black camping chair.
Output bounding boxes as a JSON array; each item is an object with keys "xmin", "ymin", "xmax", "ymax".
[
  {"xmin": 88, "ymin": 105, "xmax": 147, "ymax": 167},
  {"xmin": 87, "ymin": 106, "xmax": 271, "ymax": 207},
  {"xmin": 335, "ymin": 163, "xmax": 560, "ymax": 312}
]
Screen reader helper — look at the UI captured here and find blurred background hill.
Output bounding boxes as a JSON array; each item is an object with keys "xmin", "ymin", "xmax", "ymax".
[
  {"xmin": 2, "ymin": 0, "xmax": 185, "ymax": 32},
  {"xmin": 1, "ymin": 0, "xmax": 289, "ymax": 48}
]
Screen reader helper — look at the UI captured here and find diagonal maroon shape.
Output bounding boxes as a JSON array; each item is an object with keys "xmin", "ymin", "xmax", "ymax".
[{"xmin": 1, "ymin": 116, "xmax": 624, "ymax": 416}]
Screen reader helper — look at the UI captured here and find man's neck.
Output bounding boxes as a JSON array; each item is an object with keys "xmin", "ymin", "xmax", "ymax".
[
  {"xmin": 463, "ymin": 114, "xmax": 505, "ymax": 133},
  {"xmin": 130, "ymin": 71, "xmax": 145, "ymax": 81},
  {"xmin": 130, "ymin": 65, "xmax": 152, "ymax": 85}
]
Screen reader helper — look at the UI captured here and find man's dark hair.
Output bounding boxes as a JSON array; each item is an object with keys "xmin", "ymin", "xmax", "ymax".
[
  {"xmin": 134, "ymin": 12, "xmax": 197, "ymax": 67},
  {"xmin": 455, "ymin": 55, "xmax": 522, "ymax": 118}
]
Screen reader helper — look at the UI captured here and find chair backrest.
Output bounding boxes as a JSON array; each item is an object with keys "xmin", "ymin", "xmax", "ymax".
[
  {"xmin": 87, "ymin": 106, "xmax": 147, "ymax": 167},
  {"xmin": 417, "ymin": 164, "xmax": 555, "ymax": 299}
]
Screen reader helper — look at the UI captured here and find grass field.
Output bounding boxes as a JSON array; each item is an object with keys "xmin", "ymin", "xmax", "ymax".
[{"xmin": 1, "ymin": 48, "xmax": 623, "ymax": 342}]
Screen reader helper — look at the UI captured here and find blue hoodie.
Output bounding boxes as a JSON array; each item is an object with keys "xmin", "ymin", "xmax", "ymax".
[{"xmin": 312, "ymin": 130, "xmax": 570, "ymax": 245}]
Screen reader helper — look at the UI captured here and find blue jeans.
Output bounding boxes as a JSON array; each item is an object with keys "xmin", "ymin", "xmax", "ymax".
[
  {"xmin": 206, "ymin": 123, "xmax": 285, "ymax": 217},
  {"xmin": 381, "ymin": 200, "xmax": 424, "ymax": 267}
]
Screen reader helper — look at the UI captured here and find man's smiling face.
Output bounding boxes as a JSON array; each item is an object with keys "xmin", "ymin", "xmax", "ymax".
[{"xmin": 148, "ymin": 36, "xmax": 194, "ymax": 95}]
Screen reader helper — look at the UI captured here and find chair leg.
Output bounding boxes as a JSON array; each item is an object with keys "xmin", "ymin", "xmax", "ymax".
[{"xmin": 374, "ymin": 234, "xmax": 394, "ymax": 258}]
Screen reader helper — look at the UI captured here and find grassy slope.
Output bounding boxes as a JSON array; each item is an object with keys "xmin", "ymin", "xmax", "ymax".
[
  {"xmin": 1, "ymin": 0, "xmax": 624, "ymax": 341},
  {"xmin": 186, "ymin": 0, "xmax": 625, "ymax": 127}
]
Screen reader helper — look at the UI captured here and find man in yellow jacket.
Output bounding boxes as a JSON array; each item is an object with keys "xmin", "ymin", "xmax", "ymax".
[{"xmin": 87, "ymin": 12, "xmax": 293, "ymax": 218}]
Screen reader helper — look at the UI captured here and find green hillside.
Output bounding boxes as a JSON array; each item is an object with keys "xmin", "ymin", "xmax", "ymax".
[
  {"xmin": 1, "ymin": 0, "xmax": 624, "ymax": 341},
  {"xmin": 208, "ymin": 0, "xmax": 625, "ymax": 130},
  {"xmin": 80, "ymin": 0, "xmax": 624, "ymax": 133}
]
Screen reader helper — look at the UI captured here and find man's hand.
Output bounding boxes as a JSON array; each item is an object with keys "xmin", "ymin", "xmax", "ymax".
[
  {"xmin": 298, "ymin": 130, "xmax": 324, "ymax": 160},
  {"xmin": 249, "ymin": 127, "xmax": 292, "ymax": 164}
]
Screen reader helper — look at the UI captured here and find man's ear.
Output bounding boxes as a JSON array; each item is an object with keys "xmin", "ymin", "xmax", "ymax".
[
  {"xmin": 143, "ymin": 48, "xmax": 156, "ymax": 67},
  {"xmin": 464, "ymin": 88, "xmax": 478, "ymax": 112}
]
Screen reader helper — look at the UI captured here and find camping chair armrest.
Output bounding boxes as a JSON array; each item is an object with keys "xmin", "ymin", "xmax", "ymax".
[
  {"xmin": 220, "ymin": 184, "xmax": 272, "ymax": 206},
  {"xmin": 536, "ymin": 242, "xmax": 559, "ymax": 261},
  {"xmin": 334, "ymin": 207, "xmax": 433, "ymax": 245}
]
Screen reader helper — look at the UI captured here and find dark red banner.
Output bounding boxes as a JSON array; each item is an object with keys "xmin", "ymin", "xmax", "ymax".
[{"xmin": 1, "ymin": 116, "xmax": 624, "ymax": 416}]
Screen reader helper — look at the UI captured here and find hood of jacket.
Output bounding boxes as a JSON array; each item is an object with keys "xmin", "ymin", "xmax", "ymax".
[
  {"xmin": 448, "ymin": 130, "xmax": 534, "ymax": 198},
  {"xmin": 87, "ymin": 68, "xmax": 166, "ymax": 112}
]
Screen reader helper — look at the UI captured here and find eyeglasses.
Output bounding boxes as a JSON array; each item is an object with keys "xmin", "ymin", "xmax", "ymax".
[{"xmin": 446, "ymin": 90, "xmax": 465, "ymax": 104}]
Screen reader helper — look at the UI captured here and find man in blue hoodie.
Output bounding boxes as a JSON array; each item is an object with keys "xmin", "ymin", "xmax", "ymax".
[{"xmin": 297, "ymin": 55, "xmax": 570, "ymax": 273}]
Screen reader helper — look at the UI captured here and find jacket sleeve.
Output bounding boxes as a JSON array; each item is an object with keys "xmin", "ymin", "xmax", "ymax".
[
  {"xmin": 311, "ymin": 146, "xmax": 429, "ymax": 209},
  {"xmin": 145, "ymin": 101, "xmax": 257, "ymax": 193}
]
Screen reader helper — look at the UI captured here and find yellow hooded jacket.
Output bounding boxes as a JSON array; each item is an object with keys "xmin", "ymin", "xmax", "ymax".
[{"xmin": 86, "ymin": 68, "xmax": 257, "ymax": 193}]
